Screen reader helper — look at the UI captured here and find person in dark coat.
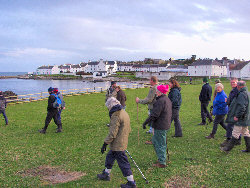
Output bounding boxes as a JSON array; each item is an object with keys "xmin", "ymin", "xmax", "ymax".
[
  {"xmin": 115, "ymin": 86, "xmax": 127, "ymax": 110},
  {"xmin": 168, "ymin": 79, "xmax": 182, "ymax": 137},
  {"xmin": 198, "ymin": 77, "xmax": 213, "ymax": 125},
  {"xmin": 97, "ymin": 97, "xmax": 136, "ymax": 188},
  {"xmin": 53, "ymin": 88, "xmax": 66, "ymax": 123},
  {"xmin": 0, "ymin": 91, "xmax": 8, "ymax": 125},
  {"xmin": 142, "ymin": 85, "xmax": 172, "ymax": 168},
  {"xmin": 105, "ymin": 81, "xmax": 117, "ymax": 102},
  {"xmin": 206, "ymin": 83, "xmax": 228, "ymax": 139},
  {"xmin": 221, "ymin": 81, "xmax": 250, "ymax": 153},
  {"xmin": 220, "ymin": 78, "xmax": 241, "ymax": 147},
  {"xmin": 39, "ymin": 87, "xmax": 62, "ymax": 134}
]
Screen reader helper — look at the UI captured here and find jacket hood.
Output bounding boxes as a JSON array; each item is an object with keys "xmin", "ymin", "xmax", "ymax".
[
  {"xmin": 172, "ymin": 87, "xmax": 181, "ymax": 92},
  {"xmin": 109, "ymin": 104, "xmax": 123, "ymax": 118}
]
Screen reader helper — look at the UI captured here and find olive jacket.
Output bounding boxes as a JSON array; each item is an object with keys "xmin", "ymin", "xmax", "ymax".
[{"xmin": 139, "ymin": 85, "xmax": 157, "ymax": 110}]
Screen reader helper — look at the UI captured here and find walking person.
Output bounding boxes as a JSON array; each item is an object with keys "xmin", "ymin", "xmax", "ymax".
[
  {"xmin": 97, "ymin": 97, "xmax": 136, "ymax": 188},
  {"xmin": 0, "ymin": 91, "xmax": 8, "ymax": 126},
  {"xmin": 115, "ymin": 86, "xmax": 127, "ymax": 110},
  {"xmin": 105, "ymin": 81, "xmax": 117, "ymax": 102},
  {"xmin": 212, "ymin": 79, "xmax": 221, "ymax": 101},
  {"xmin": 168, "ymin": 79, "xmax": 183, "ymax": 137},
  {"xmin": 220, "ymin": 78, "xmax": 241, "ymax": 147},
  {"xmin": 142, "ymin": 85, "xmax": 172, "ymax": 168},
  {"xmin": 221, "ymin": 81, "xmax": 250, "ymax": 153},
  {"xmin": 39, "ymin": 87, "xmax": 62, "ymax": 134},
  {"xmin": 53, "ymin": 88, "xmax": 66, "ymax": 127},
  {"xmin": 206, "ymin": 83, "xmax": 228, "ymax": 139},
  {"xmin": 136, "ymin": 76, "xmax": 158, "ymax": 135},
  {"xmin": 198, "ymin": 77, "xmax": 213, "ymax": 125}
]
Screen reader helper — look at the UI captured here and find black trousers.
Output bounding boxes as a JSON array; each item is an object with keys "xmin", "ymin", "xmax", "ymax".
[
  {"xmin": 44, "ymin": 110, "xmax": 61, "ymax": 130},
  {"xmin": 201, "ymin": 102, "xmax": 212, "ymax": 123},
  {"xmin": 211, "ymin": 115, "xmax": 227, "ymax": 135},
  {"xmin": 105, "ymin": 150, "xmax": 132, "ymax": 177}
]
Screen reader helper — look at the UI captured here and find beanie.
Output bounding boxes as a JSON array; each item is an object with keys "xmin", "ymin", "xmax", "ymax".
[
  {"xmin": 157, "ymin": 85, "xmax": 169, "ymax": 94},
  {"xmin": 48, "ymin": 87, "xmax": 53, "ymax": 92},
  {"xmin": 203, "ymin": 77, "xmax": 208, "ymax": 83},
  {"xmin": 111, "ymin": 81, "xmax": 116, "ymax": 86}
]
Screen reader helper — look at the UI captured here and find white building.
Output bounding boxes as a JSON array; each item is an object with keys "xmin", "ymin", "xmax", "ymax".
[
  {"xmin": 71, "ymin": 64, "xmax": 82, "ymax": 73},
  {"xmin": 136, "ymin": 71, "xmax": 186, "ymax": 80},
  {"xmin": 106, "ymin": 61, "xmax": 117, "ymax": 74},
  {"xmin": 188, "ymin": 59, "xmax": 227, "ymax": 77},
  {"xmin": 80, "ymin": 62, "xmax": 88, "ymax": 72},
  {"xmin": 132, "ymin": 64, "xmax": 142, "ymax": 72},
  {"xmin": 93, "ymin": 71, "xmax": 108, "ymax": 78},
  {"xmin": 58, "ymin": 65, "xmax": 71, "ymax": 73},
  {"xmin": 117, "ymin": 63, "xmax": 133, "ymax": 72},
  {"xmin": 229, "ymin": 61, "xmax": 250, "ymax": 79},
  {"xmin": 36, "ymin": 65, "xmax": 60, "ymax": 75}
]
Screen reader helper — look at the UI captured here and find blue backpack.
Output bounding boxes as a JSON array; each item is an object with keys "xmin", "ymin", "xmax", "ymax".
[{"xmin": 52, "ymin": 94, "xmax": 62, "ymax": 109}]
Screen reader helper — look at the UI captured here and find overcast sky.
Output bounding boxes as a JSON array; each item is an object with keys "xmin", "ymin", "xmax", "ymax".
[{"xmin": 1, "ymin": 0, "xmax": 250, "ymax": 72}]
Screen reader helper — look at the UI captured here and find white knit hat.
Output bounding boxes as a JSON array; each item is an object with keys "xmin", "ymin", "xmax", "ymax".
[{"xmin": 105, "ymin": 97, "xmax": 121, "ymax": 110}]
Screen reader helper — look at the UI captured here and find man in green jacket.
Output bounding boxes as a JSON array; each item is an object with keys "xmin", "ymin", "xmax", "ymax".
[
  {"xmin": 221, "ymin": 81, "xmax": 250, "ymax": 153},
  {"xmin": 97, "ymin": 97, "xmax": 136, "ymax": 188},
  {"xmin": 136, "ymin": 76, "xmax": 158, "ymax": 135}
]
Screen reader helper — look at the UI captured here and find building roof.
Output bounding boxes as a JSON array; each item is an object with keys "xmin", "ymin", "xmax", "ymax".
[
  {"xmin": 71, "ymin": 64, "xmax": 81, "ymax": 68},
  {"xmin": 119, "ymin": 63, "xmax": 133, "ymax": 66},
  {"xmin": 88, "ymin": 61, "xmax": 99, "ymax": 65},
  {"xmin": 58, "ymin": 65, "xmax": 70, "ymax": 69},
  {"xmin": 230, "ymin": 61, "xmax": 249, "ymax": 70},
  {"xmin": 106, "ymin": 61, "xmax": 116, "ymax": 65},
  {"xmin": 80, "ymin": 63, "xmax": 88, "ymax": 67},
  {"xmin": 167, "ymin": 65, "xmax": 188, "ymax": 69},
  {"xmin": 190, "ymin": 59, "xmax": 223, "ymax": 66},
  {"xmin": 37, "ymin": 66, "xmax": 54, "ymax": 70},
  {"xmin": 132, "ymin": 64, "xmax": 142, "ymax": 68}
]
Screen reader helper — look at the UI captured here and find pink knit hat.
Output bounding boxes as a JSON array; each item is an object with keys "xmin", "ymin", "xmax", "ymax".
[{"xmin": 157, "ymin": 85, "xmax": 169, "ymax": 94}]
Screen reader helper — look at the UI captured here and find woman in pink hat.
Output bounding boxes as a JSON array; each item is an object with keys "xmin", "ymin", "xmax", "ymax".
[{"xmin": 142, "ymin": 85, "xmax": 172, "ymax": 168}]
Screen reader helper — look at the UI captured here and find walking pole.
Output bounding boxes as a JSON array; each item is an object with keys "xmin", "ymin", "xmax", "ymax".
[
  {"xmin": 166, "ymin": 137, "xmax": 170, "ymax": 163},
  {"xmin": 137, "ymin": 103, "xmax": 139, "ymax": 146},
  {"xmin": 125, "ymin": 150, "xmax": 149, "ymax": 184}
]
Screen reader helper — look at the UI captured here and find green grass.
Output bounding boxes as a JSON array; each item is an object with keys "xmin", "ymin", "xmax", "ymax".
[{"xmin": 0, "ymin": 81, "xmax": 250, "ymax": 187}]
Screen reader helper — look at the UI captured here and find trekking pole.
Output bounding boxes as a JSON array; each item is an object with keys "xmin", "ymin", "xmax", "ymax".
[
  {"xmin": 125, "ymin": 150, "xmax": 149, "ymax": 184},
  {"xmin": 166, "ymin": 137, "xmax": 170, "ymax": 162},
  {"xmin": 137, "ymin": 103, "xmax": 140, "ymax": 145}
]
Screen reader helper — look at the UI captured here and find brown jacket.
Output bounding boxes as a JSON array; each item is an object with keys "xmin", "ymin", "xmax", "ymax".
[
  {"xmin": 104, "ymin": 109, "xmax": 131, "ymax": 151},
  {"xmin": 139, "ymin": 85, "xmax": 157, "ymax": 109},
  {"xmin": 117, "ymin": 90, "xmax": 126, "ymax": 107}
]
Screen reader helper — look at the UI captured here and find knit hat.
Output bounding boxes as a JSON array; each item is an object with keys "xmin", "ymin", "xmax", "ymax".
[
  {"xmin": 215, "ymin": 79, "xmax": 221, "ymax": 84},
  {"xmin": 157, "ymin": 85, "xmax": 169, "ymax": 94},
  {"xmin": 105, "ymin": 97, "xmax": 121, "ymax": 111},
  {"xmin": 48, "ymin": 87, "xmax": 53, "ymax": 92},
  {"xmin": 53, "ymin": 88, "xmax": 59, "ymax": 93},
  {"xmin": 203, "ymin": 77, "xmax": 208, "ymax": 83}
]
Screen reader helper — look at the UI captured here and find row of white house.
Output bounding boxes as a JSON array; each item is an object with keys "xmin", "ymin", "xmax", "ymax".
[
  {"xmin": 187, "ymin": 59, "xmax": 250, "ymax": 79},
  {"xmin": 36, "ymin": 58, "xmax": 250, "ymax": 79}
]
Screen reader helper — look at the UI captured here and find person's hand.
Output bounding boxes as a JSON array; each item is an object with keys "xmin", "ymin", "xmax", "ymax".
[
  {"xmin": 63, "ymin": 107, "xmax": 65, "ymax": 110},
  {"xmin": 225, "ymin": 98, "xmax": 227, "ymax": 102},
  {"xmin": 142, "ymin": 122, "xmax": 147, "ymax": 129},
  {"xmin": 136, "ymin": 97, "xmax": 139, "ymax": 103},
  {"xmin": 101, "ymin": 142, "xmax": 108, "ymax": 154},
  {"xmin": 234, "ymin": 117, "xmax": 238, "ymax": 121}
]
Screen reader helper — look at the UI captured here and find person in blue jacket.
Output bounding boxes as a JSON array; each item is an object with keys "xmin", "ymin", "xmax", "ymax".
[{"xmin": 206, "ymin": 83, "xmax": 228, "ymax": 139}]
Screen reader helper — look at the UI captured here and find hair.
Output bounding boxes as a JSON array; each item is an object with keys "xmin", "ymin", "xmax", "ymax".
[
  {"xmin": 215, "ymin": 83, "xmax": 224, "ymax": 90},
  {"xmin": 230, "ymin": 77, "xmax": 238, "ymax": 82},
  {"xmin": 105, "ymin": 97, "xmax": 121, "ymax": 110},
  {"xmin": 150, "ymin": 76, "xmax": 158, "ymax": 83},
  {"xmin": 116, "ymin": 86, "xmax": 121, "ymax": 90},
  {"xmin": 237, "ymin": 80, "xmax": 246, "ymax": 87},
  {"xmin": 169, "ymin": 79, "xmax": 180, "ymax": 88}
]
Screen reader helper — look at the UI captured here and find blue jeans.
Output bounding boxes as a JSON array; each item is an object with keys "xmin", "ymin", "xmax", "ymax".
[{"xmin": 0, "ymin": 110, "xmax": 8, "ymax": 124}]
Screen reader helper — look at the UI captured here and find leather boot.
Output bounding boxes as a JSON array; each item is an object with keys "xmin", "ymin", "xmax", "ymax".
[
  {"xmin": 235, "ymin": 137, "xmax": 241, "ymax": 145},
  {"xmin": 221, "ymin": 137, "xmax": 238, "ymax": 152},
  {"xmin": 39, "ymin": 129, "xmax": 46, "ymax": 134},
  {"xmin": 220, "ymin": 139, "xmax": 230, "ymax": 147},
  {"xmin": 56, "ymin": 124, "xmax": 62, "ymax": 133},
  {"xmin": 97, "ymin": 170, "xmax": 110, "ymax": 181},
  {"xmin": 242, "ymin": 136, "xmax": 250, "ymax": 153},
  {"xmin": 205, "ymin": 133, "xmax": 214, "ymax": 139}
]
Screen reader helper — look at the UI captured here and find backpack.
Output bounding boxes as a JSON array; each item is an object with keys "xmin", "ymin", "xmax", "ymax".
[
  {"xmin": 52, "ymin": 94, "xmax": 62, "ymax": 109},
  {"xmin": 0, "ymin": 99, "xmax": 5, "ymax": 110}
]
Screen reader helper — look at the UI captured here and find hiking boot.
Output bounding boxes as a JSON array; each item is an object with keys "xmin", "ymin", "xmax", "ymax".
[
  {"xmin": 221, "ymin": 137, "xmax": 238, "ymax": 152},
  {"xmin": 145, "ymin": 140, "xmax": 153, "ymax": 145},
  {"xmin": 205, "ymin": 133, "xmax": 214, "ymax": 139},
  {"xmin": 39, "ymin": 129, "xmax": 46, "ymax": 134},
  {"xmin": 152, "ymin": 163, "xmax": 166, "ymax": 168},
  {"xmin": 241, "ymin": 137, "xmax": 250, "ymax": 153},
  {"xmin": 220, "ymin": 139, "xmax": 230, "ymax": 147},
  {"xmin": 106, "ymin": 124, "xmax": 110, "ymax": 127},
  {"xmin": 198, "ymin": 122, "xmax": 206, "ymax": 125},
  {"xmin": 97, "ymin": 170, "xmax": 110, "ymax": 181},
  {"xmin": 120, "ymin": 181, "xmax": 136, "ymax": 188}
]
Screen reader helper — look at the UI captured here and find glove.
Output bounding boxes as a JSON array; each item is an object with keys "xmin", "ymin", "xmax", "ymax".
[
  {"xmin": 101, "ymin": 142, "xmax": 108, "ymax": 154},
  {"xmin": 142, "ymin": 122, "xmax": 147, "ymax": 129}
]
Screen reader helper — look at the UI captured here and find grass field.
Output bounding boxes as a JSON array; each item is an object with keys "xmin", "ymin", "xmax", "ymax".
[{"xmin": 0, "ymin": 81, "xmax": 249, "ymax": 187}]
